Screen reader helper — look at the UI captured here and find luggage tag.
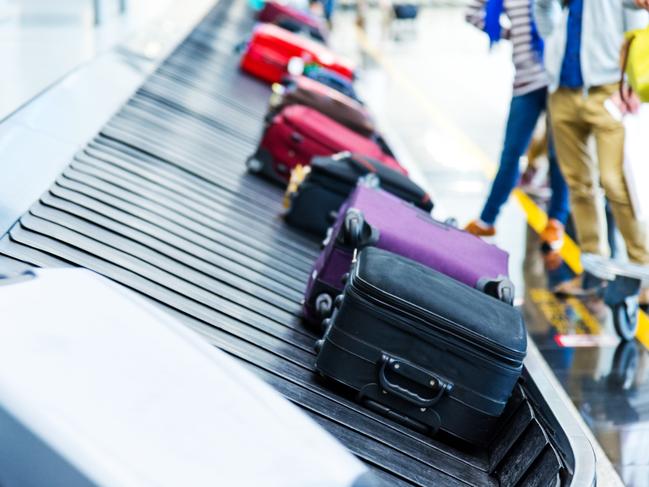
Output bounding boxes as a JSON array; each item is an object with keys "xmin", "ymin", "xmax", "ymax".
[
  {"xmin": 283, "ymin": 164, "xmax": 310, "ymax": 209},
  {"xmin": 268, "ymin": 82, "xmax": 287, "ymax": 109}
]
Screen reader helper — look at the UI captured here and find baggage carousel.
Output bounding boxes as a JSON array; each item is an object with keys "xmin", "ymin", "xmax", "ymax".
[{"xmin": 0, "ymin": 0, "xmax": 598, "ymax": 485}]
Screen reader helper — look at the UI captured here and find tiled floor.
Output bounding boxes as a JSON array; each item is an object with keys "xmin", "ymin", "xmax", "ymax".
[{"xmin": 525, "ymin": 227, "xmax": 649, "ymax": 487}]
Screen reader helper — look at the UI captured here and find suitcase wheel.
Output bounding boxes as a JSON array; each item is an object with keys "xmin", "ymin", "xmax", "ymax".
[
  {"xmin": 613, "ymin": 301, "xmax": 639, "ymax": 341},
  {"xmin": 609, "ymin": 340, "xmax": 639, "ymax": 388},
  {"xmin": 246, "ymin": 156, "xmax": 263, "ymax": 173},
  {"xmin": 600, "ymin": 274, "xmax": 642, "ymax": 341},
  {"xmin": 443, "ymin": 217, "xmax": 458, "ymax": 228},
  {"xmin": 315, "ymin": 293, "xmax": 333, "ymax": 318},
  {"xmin": 339, "ymin": 208, "xmax": 380, "ymax": 249},
  {"xmin": 345, "ymin": 211, "xmax": 363, "ymax": 248},
  {"xmin": 341, "ymin": 208, "xmax": 379, "ymax": 248}
]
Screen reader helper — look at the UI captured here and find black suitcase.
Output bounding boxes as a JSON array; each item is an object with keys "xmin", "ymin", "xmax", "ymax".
[
  {"xmin": 315, "ymin": 247, "xmax": 526, "ymax": 446},
  {"xmin": 285, "ymin": 152, "xmax": 433, "ymax": 236}
]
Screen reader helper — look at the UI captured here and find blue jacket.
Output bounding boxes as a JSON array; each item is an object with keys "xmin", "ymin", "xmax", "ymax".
[{"xmin": 534, "ymin": 0, "xmax": 648, "ymax": 91}]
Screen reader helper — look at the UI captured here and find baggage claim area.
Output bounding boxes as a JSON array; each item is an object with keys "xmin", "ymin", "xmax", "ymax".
[{"xmin": 0, "ymin": 0, "xmax": 647, "ymax": 486}]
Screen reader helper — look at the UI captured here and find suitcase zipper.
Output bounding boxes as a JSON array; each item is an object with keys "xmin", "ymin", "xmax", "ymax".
[
  {"xmin": 345, "ymin": 285, "xmax": 522, "ymax": 370},
  {"xmin": 348, "ymin": 273, "xmax": 525, "ymax": 364}
]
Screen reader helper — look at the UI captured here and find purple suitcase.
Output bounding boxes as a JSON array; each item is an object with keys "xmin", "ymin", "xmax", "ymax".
[{"xmin": 303, "ymin": 183, "xmax": 513, "ymax": 325}]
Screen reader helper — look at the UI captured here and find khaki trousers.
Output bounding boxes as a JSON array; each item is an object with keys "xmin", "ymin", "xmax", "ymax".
[{"xmin": 549, "ymin": 84, "xmax": 649, "ymax": 264}]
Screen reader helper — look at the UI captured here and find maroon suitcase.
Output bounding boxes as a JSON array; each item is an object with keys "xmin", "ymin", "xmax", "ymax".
[
  {"xmin": 247, "ymin": 105, "xmax": 407, "ymax": 183},
  {"xmin": 267, "ymin": 75, "xmax": 376, "ymax": 138}
]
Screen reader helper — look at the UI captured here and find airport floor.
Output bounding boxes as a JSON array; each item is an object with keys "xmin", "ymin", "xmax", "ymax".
[
  {"xmin": 326, "ymin": 6, "xmax": 649, "ymax": 485},
  {"xmin": 1, "ymin": 1, "xmax": 648, "ymax": 484}
]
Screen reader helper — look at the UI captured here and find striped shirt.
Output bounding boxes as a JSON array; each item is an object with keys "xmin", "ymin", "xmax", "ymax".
[{"xmin": 466, "ymin": 0, "xmax": 550, "ymax": 96}]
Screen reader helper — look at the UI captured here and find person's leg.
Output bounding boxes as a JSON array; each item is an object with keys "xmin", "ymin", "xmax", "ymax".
[
  {"xmin": 549, "ymin": 88, "xmax": 609, "ymax": 257},
  {"xmin": 546, "ymin": 130, "xmax": 570, "ymax": 225},
  {"xmin": 355, "ymin": 0, "xmax": 367, "ymax": 28},
  {"xmin": 546, "ymin": 215, "xmax": 579, "ymax": 292},
  {"xmin": 476, "ymin": 88, "xmax": 547, "ymax": 226},
  {"xmin": 548, "ymin": 262, "xmax": 577, "ymax": 290},
  {"xmin": 323, "ymin": 0, "xmax": 334, "ymax": 22},
  {"xmin": 588, "ymin": 84, "xmax": 649, "ymax": 265},
  {"xmin": 541, "ymin": 127, "xmax": 575, "ymax": 280}
]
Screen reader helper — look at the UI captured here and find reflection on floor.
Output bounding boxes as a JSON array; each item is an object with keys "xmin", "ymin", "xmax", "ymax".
[
  {"xmin": 525, "ymin": 226, "xmax": 649, "ymax": 487},
  {"xmin": 327, "ymin": 6, "xmax": 649, "ymax": 485}
]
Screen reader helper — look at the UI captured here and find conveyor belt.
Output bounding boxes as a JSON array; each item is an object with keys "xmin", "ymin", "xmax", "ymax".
[{"xmin": 0, "ymin": 1, "xmax": 568, "ymax": 485}]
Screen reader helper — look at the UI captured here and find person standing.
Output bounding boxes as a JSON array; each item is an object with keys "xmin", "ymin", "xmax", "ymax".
[
  {"xmin": 534, "ymin": 0, "xmax": 649, "ymax": 281},
  {"xmin": 464, "ymin": 0, "xmax": 570, "ymax": 258}
]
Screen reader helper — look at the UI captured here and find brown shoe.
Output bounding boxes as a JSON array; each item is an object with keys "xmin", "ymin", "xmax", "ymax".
[
  {"xmin": 542, "ymin": 249, "xmax": 563, "ymax": 271},
  {"xmin": 464, "ymin": 219, "xmax": 496, "ymax": 237},
  {"xmin": 540, "ymin": 219, "xmax": 565, "ymax": 250},
  {"xmin": 540, "ymin": 219, "xmax": 565, "ymax": 269}
]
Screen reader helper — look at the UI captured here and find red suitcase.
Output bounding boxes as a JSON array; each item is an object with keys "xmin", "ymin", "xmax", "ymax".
[
  {"xmin": 267, "ymin": 75, "xmax": 376, "ymax": 138},
  {"xmin": 240, "ymin": 23, "xmax": 354, "ymax": 84},
  {"xmin": 247, "ymin": 105, "xmax": 407, "ymax": 183},
  {"xmin": 258, "ymin": 1, "xmax": 328, "ymax": 42}
]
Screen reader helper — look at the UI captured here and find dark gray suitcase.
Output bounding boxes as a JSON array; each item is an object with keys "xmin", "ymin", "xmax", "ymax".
[
  {"xmin": 315, "ymin": 247, "xmax": 527, "ymax": 446},
  {"xmin": 285, "ymin": 153, "xmax": 433, "ymax": 236}
]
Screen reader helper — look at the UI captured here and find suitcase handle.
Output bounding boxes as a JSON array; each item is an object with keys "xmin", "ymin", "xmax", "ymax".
[
  {"xmin": 258, "ymin": 49, "xmax": 286, "ymax": 69},
  {"xmin": 379, "ymin": 354, "xmax": 452, "ymax": 408},
  {"xmin": 348, "ymin": 154, "xmax": 378, "ymax": 174},
  {"xmin": 341, "ymin": 208, "xmax": 379, "ymax": 249}
]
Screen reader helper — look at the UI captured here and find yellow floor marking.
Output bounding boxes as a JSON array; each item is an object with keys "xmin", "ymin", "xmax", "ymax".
[
  {"xmin": 637, "ymin": 312, "xmax": 649, "ymax": 345},
  {"xmin": 356, "ymin": 27, "xmax": 649, "ymax": 346},
  {"xmin": 565, "ymin": 297, "xmax": 602, "ymax": 335},
  {"xmin": 529, "ymin": 289, "xmax": 573, "ymax": 335},
  {"xmin": 530, "ymin": 288, "xmax": 602, "ymax": 335},
  {"xmin": 512, "ymin": 189, "xmax": 583, "ymax": 273}
]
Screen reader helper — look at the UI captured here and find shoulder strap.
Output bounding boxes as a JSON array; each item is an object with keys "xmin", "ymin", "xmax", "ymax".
[{"xmin": 620, "ymin": 34, "xmax": 636, "ymax": 107}]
